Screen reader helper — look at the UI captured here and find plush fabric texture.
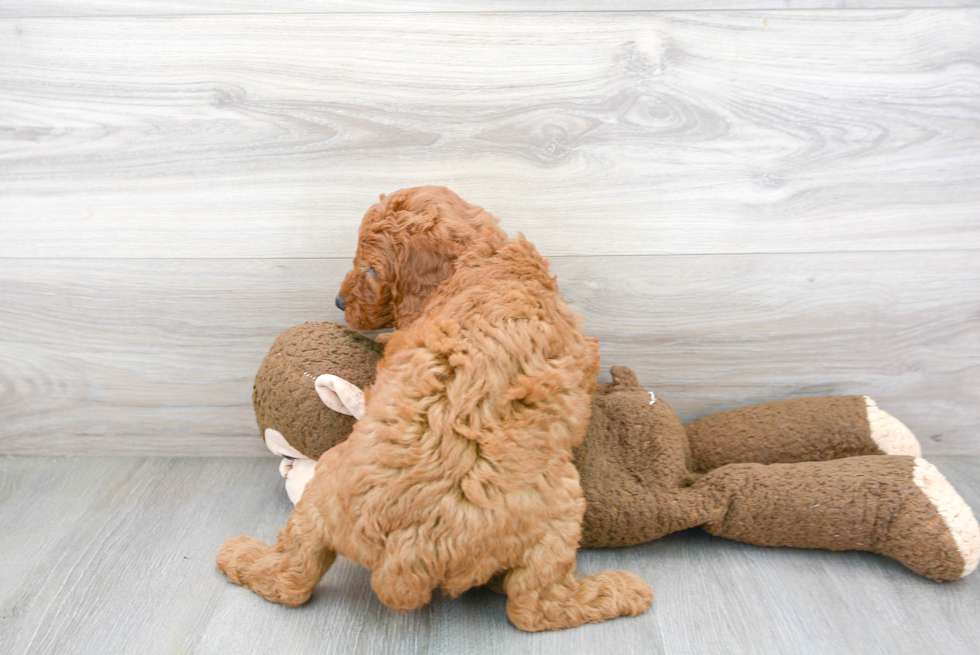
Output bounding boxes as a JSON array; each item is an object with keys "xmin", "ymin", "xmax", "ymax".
[
  {"xmin": 253, "ymin": 322, "xmax": 384, "ymax": 460},
  {"xmin": 912, "ymin": 458, "xmax": 980, "ymax": 577},
  {"xmin": 866, "ymin": 397, "xmax": 923, "ymax": 457},
  {"xmin": 251, "ymin": 320, "xmax": 980, "ymax": 582},
  {"xmin": 699, "ymin": 455, "xmax": 966, "ymax": 581},
  {"xmin": 222, "ymin": 187, "xmax": 652, "ymax": 632},
  {"xmin": 572, "ymin": 366, "xmax": 965, "ymax": 581},
  {"xmin": 684, "ymin": 395, "xmax": 880, "ymax": 471}
]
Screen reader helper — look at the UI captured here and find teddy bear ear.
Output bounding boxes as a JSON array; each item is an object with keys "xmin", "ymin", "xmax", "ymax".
[
  {"xmin": 609, "ymin": 366, "xmax": 641, "ymax": 388},
  {"xmin": 314, "ymin": 374, "xmax": 366, "ymax": 420}
]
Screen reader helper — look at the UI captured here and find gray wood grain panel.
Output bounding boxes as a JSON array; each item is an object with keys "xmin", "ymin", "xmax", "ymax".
[
  {"xmin": 0, "ymin": 456, "xmax": 978, "ymax": 654},
  {"xmin": 560, "ymin": 252, "xmax": 980, "ymax": 454},
  {"xmin": 1, "ymin": 252, "xmax": 977, "ymax": 456},
  {"xmin": 3, "ymin": 11, "xmax": 979, "ymax": 258},
  {"xmin": 2, "ymin": 1, "xmax": 978, "ymax": 19}
]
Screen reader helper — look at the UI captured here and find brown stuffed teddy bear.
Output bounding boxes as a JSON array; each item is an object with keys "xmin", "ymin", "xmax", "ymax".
[{"xmin": 254, "ymin": 321, "xmax": 980, "ymax": 582}]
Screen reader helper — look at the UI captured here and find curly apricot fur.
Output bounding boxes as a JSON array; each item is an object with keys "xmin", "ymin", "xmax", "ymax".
[{"xmin": 217, "ymin": 186, "xmax": 652, "ymax": 631}]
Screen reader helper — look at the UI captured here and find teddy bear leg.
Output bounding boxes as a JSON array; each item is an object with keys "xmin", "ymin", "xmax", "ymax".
[
  {"xmin": 698, "ymin": 456, "xmax": 979, "ymax": 581},
  {"xmin": 216, "ymin": 496, "xmax": 337, "ymax": 606},
  {"xmin": 685, "ymin": 395, "xmax": 921, "ymax": 471},
  {"xmin": 502, "ymin": 530, "xmax": 653, "ymax": 632}
]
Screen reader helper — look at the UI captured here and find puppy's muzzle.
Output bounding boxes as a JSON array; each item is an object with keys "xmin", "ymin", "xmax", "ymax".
[{"xmin": 335, "ymin": 294, "xmax": 346, "ymax": 311}]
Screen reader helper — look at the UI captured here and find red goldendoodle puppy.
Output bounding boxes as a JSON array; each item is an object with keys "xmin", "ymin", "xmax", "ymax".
[{"xmin": 217, "ymin": 186, "xmax": 652, "ymax": 631}]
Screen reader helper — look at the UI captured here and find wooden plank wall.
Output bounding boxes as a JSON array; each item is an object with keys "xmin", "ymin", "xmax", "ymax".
[{"xmin": 1, "ymin": 3, "xmax": 978, "ymax": 456}]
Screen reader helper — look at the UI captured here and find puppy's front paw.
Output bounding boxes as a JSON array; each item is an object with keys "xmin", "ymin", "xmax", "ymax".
[
  {"xmin": 587, "ymin": 569, "xmax": 654, "ymax": 617},
  {"xmin": 216, "ymin": 535, "xmax": 268, "ymax": 586}
]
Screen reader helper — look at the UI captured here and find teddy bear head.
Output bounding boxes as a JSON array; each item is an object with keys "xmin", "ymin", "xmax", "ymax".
[{"xmin": 254, "ymin": 322, "xmax": 384, "ymax": 461}]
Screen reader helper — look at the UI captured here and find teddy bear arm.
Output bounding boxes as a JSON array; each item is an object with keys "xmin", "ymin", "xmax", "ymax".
[
  {"xmin": 579, "ymin": 484, "xmax": 722, "ymax": 548},
  {"xmin": 577, "ymin": 391, "xmax": 719, "ymax": 548},
  {"xmin": 684, "ymin": 395, "xmax": 920, "ymax": 472}
]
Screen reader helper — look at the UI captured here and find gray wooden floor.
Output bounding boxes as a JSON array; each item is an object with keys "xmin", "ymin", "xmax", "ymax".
[{"xmin": 1, "ymin": 455, "xmax": 978, "ymax": 655}]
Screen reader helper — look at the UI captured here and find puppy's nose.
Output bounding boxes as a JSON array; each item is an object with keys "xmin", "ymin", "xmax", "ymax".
[{"xmin": 335, "ymin": 294, "xmax": 346, "ymax": 311}]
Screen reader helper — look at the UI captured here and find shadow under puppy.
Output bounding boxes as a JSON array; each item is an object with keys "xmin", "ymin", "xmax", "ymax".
[{"xmin": 217, "ymin": 186, "xmax": 653, "ymax": 631}]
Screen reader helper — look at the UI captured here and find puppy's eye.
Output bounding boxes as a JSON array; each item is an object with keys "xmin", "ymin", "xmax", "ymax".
[{"xmin": 365, "ymin": 266, "xmax": 377, "ymax": 277}]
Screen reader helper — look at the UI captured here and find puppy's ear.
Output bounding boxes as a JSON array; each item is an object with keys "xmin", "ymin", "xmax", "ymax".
[{"xmin": 392, "ymin": 233, "xmax": 456, "ymax": 325}]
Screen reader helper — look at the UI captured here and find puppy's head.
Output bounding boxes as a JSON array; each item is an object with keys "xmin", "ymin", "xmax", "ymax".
[{"xmin": 338, "ymin": 186, "xmax": 504, "ymax": 329}]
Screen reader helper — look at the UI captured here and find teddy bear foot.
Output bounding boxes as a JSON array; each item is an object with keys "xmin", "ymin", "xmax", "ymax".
[
  {"xmin": 864, "ymin": 397, "xmax": 921, "ymax": 457},
  {"xmin": 888, "ymin": 458, "xmax": 980, "ymax": 581},
  {"xmin": 699, "ymin": 455, "xmax": 978, "ymax": 582}
]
